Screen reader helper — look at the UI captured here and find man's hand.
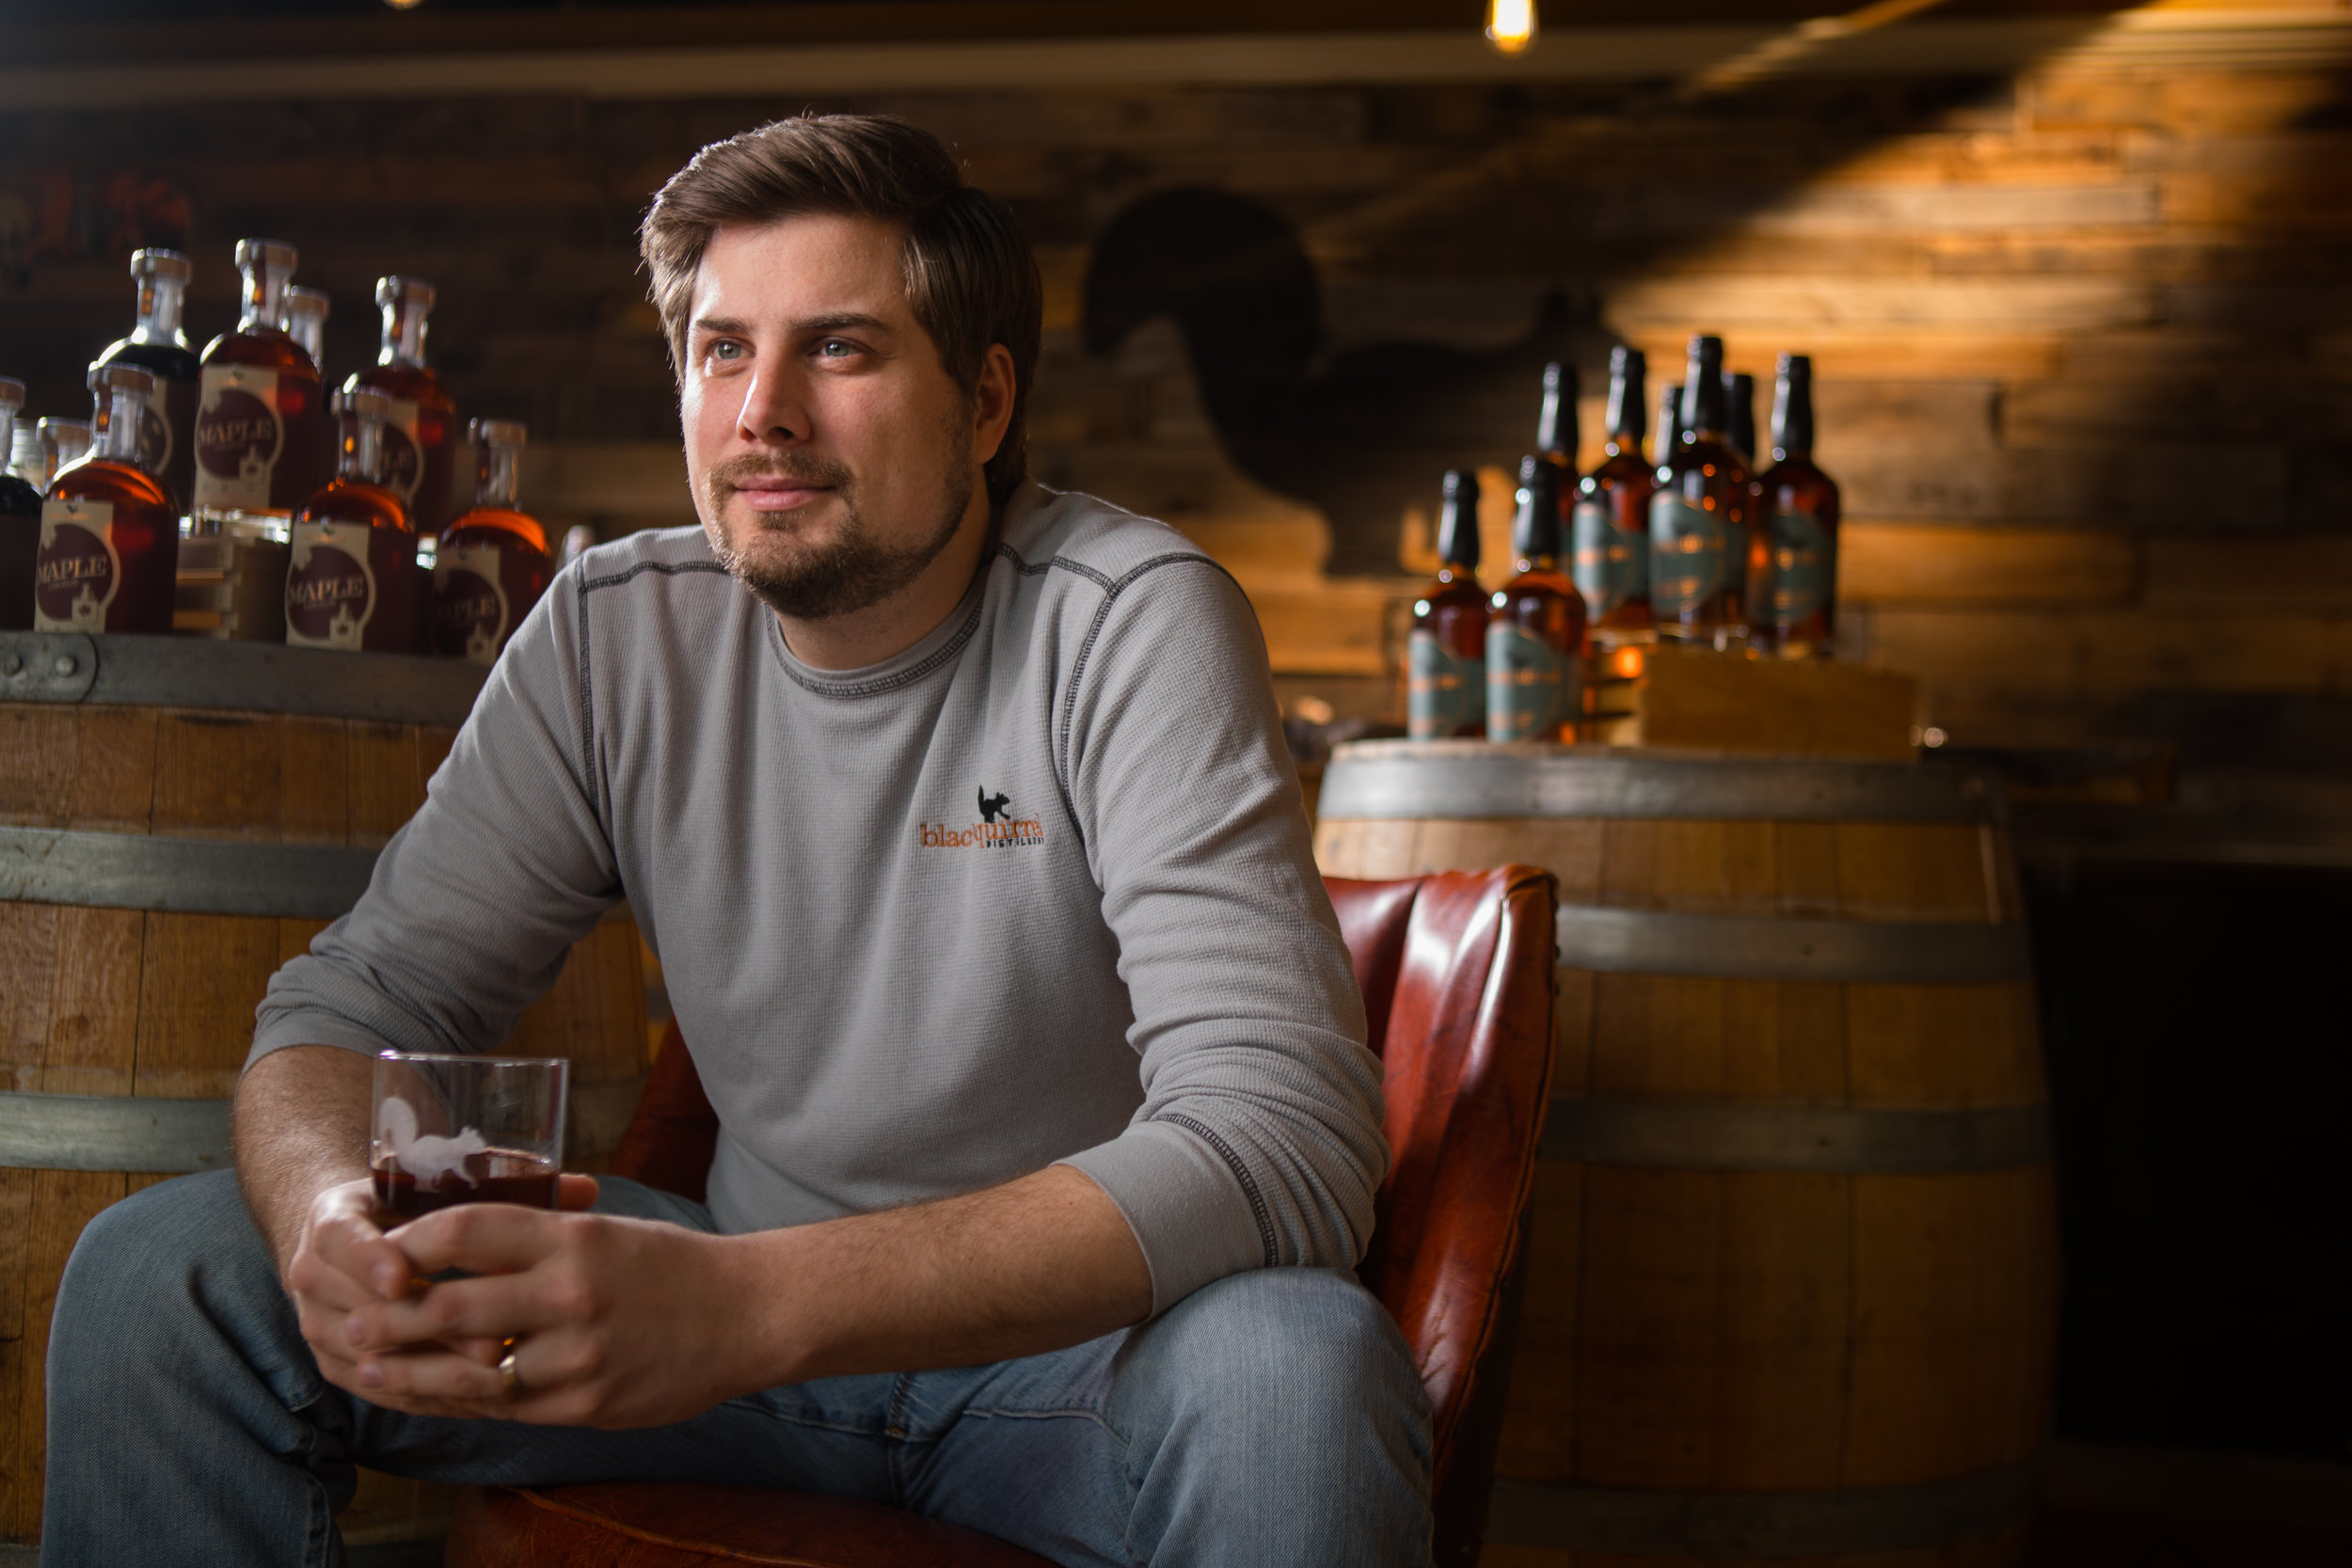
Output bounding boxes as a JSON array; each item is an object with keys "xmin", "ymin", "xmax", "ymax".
[
  {"xmin": 340, "ymin": 1202, "xmax": 756, "ymax": 1428},
  {"xmin": 286, "ymin": 1172, "xmax": 600, "ymax": 1419}
]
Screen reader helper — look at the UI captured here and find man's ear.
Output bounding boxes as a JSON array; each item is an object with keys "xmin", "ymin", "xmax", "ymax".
[{"xmin": 974, "ymin": 342, "xmax": 1017, "ymax": 466}]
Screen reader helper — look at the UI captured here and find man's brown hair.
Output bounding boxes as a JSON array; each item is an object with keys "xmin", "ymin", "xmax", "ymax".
[{"xmin": 641, "ymin": 113, "xmax": 1041, "ymax": 506}]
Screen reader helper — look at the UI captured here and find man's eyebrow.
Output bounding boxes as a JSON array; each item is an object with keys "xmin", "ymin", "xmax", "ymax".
[
  {"xmin": 691, "ymin": 314, "xmax": 753, "ymax": 339},
  {"xmin": 689, "ymin": 311, "xmax": 897, "ymax": 340}
]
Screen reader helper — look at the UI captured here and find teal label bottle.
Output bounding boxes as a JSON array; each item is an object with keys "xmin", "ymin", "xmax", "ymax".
[
  {"xmin": 1486, "ymin": 621, "xmax": 1581, "ymax": 742},
  {"xmin": 1649, "ymin": 493, "xmax": 1727, "ymax": 621},
  {"xmin": 1571, "ymin": 498, "xmax": 1646, "ymax": 617},
  {"xmin": 1765, "ymin": 507, "xmax": 1833, "ymax": 627},
  {"xmin": 1407, "ymin": 627, "xmax": 1484, "ymax": 740}
]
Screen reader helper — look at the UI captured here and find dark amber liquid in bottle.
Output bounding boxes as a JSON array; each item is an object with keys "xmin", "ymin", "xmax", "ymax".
[
  {"xmin": 1411, "ymin": 565, "xmax": 1488, "ymax": 738},
  {"xmin": 41, "ymin": 459, "xmax": 179, "ymax": 635},
  {"xmin": 198, "ymin": 328, "xmax": 327, "ymax": 516},
  {"xmin": 0, "ymin": 469, "xmax": 39, "ymax": 630},
  {"xmin": 353, "ymin": 359, "xmax": 458, "ymax": 537},
  {"xmin": 435, "ymin": 506, "xmax": 553, "ymax": 663},
  {"xmin": 1489, "ymin": 557, "xmax": 1585, "ymax": 743},
  {"xmin": 1652, "ymin": 433, "xmax": 1756, "ymax": 643},
  {"xmin": 1755, "ymin": 452, "xmax": 1840, "ymax": 656},
  {"xmin": 1577, "ymin": 442, "xmax": 1655, "ymax": 636},
  {"xmin": 288, "ymin": 476, "xmax": 415, "ymax": 653}
]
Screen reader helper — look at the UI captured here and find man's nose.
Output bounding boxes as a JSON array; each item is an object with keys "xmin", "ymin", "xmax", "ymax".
[{"xmin": 735, "ymin": 367, "xmax": 809, "ymax": 446}]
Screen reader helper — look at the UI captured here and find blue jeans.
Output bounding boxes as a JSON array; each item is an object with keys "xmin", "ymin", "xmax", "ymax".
[{"xmin": 41, "ymin": 1170, "xmax": 1432, "ymax": 1567}]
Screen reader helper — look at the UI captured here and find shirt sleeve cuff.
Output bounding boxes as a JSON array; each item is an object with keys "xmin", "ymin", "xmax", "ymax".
[
  {"xmin": 244, "ymin": 1013, "xmax": 403, "ymax": 1074},
  {"xmin": 1057, "ymin": 1119, "xmax": 1271, "ymax": 1317}
]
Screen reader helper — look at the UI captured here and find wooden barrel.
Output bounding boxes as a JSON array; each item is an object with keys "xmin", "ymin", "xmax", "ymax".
[
  {"xmin": 1316, "ymin": 740, "xmax": 2058, "ymax": 1568},
  {"xmin": 0, "ymin": 629, "xmax": 649, "ymax": 1549}
]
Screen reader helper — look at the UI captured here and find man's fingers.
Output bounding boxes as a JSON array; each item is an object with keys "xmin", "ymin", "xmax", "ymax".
[
  {"xmin": 556, "ymin": 1174, "xmax": 600, "ymax": 1212},
  {"xmin": 343, "ymin": 1273, "xmax": 545, "ymax": 1354},
  {"xmin": 354, "ymin": 1345, "xmax": 509, "ymax": 1406},
  {"xmin": 307, "ymin": 1212, "xmax": 421, "ymax": 1301},
  {"xmin": 384, "ymin": 1203, "xmax": 564, "ymax": 1277}
]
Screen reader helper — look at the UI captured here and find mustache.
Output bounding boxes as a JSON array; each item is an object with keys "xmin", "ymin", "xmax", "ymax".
[{"xmin": 707, "ymin": 453, "xmax": 854, "ymax": 495}]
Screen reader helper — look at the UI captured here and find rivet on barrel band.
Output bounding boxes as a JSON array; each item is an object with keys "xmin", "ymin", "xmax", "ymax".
[
  {"xmin": 1542, "ymin": 1100, "xmax": 2054, "ymax": 1173},
  {"xmin": 0, "ymin": 1078, "xmax": 647, "ymax": 1176},
  {"xmin": 1317, "ymin": 742, "xmax": 2010, "ymax": 825},
  {"xmin": 1555, "ymin": 905, "xmax": 2033, "ymax": 983},
  {"xmin": 1484, "ymin": 1462, "xmax": 2040, "ymax": 1558}
]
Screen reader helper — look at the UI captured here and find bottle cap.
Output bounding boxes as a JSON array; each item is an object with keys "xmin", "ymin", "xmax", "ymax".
[
  {"xmin": 88, "ymin": 362, "xmax": 156, "ymax": 398},
  {"xmin": 285, "ymin": 285, "xmax": 330, "ymax": 323},
  {"xmin": 234, "ymin": 238, "xmax": 299, "ymax": 274},
  {"xmin": 1778, "ymin": 352, "xmax": 1811, "ymax": 384},
  {"xmin": 0, "ymin": 378, "xmax": 22, "ymax": 414},
  {"xmin": 333, "ymin": 388, "xmax": 395, "ymax": 421},
  {"xmin": 132, "ymin": 248, "xmax": 192, "ymax": 284},
  {"xmin": 377, "ymin": 276, "xmax": 437, "ymax": 313},
  {"xmin": 469, "ymin": 417, "xmax": 528, "ymax": 449},
  {"xmin": 1612, "ymin": 345, "xmax": 1645, "ymax": 377}
]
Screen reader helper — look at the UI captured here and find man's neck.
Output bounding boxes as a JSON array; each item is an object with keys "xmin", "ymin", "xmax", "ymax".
[{"xmin": 771, "ymin": 488, "xmax": 999, "ymax": 672}]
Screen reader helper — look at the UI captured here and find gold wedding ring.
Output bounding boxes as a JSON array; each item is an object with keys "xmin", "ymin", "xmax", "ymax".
[{"xmin": 498, "ymin": 1349, "xmax": 526, "ymax": 1398}]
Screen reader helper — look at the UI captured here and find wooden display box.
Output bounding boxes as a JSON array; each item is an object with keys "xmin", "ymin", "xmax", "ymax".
[{"xmin": 1588, "ymin": 643, "xmax": 1920, "ymax": 761}]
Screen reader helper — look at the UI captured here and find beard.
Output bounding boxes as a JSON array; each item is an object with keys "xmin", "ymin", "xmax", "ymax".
[{"xmin": 703, "ymin": 436, "xmax": 973, "ymax": 623}]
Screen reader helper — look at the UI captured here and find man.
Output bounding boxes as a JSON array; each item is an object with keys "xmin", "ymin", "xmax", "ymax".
[{"xmin": 42, "ymin": 115, "xmax": 1432, "ymax": 1565}]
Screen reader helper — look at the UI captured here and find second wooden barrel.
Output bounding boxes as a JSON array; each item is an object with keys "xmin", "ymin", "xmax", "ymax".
[
  {"xmin": 0, "ymin": 630, "xmax": 649, "ymax": 1549},
  {"xmin": 1316, "ymin": 740, "xmax": 2058, "ymax": 1568}
]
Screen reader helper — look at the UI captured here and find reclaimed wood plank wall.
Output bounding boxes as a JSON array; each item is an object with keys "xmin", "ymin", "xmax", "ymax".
[{"xmin": 1, "ymin": 8, "xmax": 2345, "ymax": 752}]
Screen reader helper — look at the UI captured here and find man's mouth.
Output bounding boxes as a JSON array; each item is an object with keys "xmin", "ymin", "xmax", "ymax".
[{"xmin": 732, "ymin": 480, "xmax": 831, "ymax": 512}]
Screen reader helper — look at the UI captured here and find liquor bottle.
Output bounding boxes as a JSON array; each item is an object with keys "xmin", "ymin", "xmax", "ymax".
[
  {"xmin": 1648, "ymin": 336, "xmax": 1757, "ymax": 645},
  {"xmin": 94, "ymin": 248, "xmax": 200, "ymax": 515},
  {"xmin": 285, "ymin": 388, "xmax": 416, "ymax": 653},
  {"xmin": 1486, "ymin": 455, "xmax": 1585, "ymax": 744},
  {"xmin": 39, "ymin": 419, "xmax": 91, "ymax": 487},
  {"xmin": 433, "ymin": 419, "xmax": 551, "ymax": 665},
  {"xmin": 1655, "ymin": 382, "xmax": 1682, "ymax": 465},
  {"xmin": 1407, "ymin": 469, "xmax": 1486, "ymax": 740},
  {"xmin": 1755, "ymin": 353, "xmax": 1842, "ymax": 657},
  {"xmin": 35, "ymin": 365, "xmax": 179, "ymax": 635},
  {"xmin": 193, "ymin": 239, "xmax": 327, "ymax": 537},
  {"xmin": 1723, "ymin": 371, "xmax": 1758, "ymax": 469},
  {"xmin": 351, "ymin": 277, "xmax": 458, "ymax": 537},
  {"xmin": 0, "ymin": 380, "xmax": 40, "ymax": 629},
  {"xmin": 1572, "ymin": 346, "xmax": 1654, "ymax": 641},
  {"xmin": 1537, "ymin": 360, "xmax": 1578, "ymax": 483},
  {"xmin": 8, "ymin": 420, "xmax": 44, "ymax": 489},
  {"xmin": 283, "ymin": 286, "xmax": 329, "ymax": 378}
]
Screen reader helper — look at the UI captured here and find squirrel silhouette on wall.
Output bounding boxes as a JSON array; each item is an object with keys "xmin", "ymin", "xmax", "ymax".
[{"xmin": 1082, "ymin": 187, "xmax": 1601, "ymax": 577}]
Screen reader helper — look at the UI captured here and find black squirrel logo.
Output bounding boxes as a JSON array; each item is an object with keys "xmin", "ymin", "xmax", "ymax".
[{"xmin": 977, "ymin": 786, "xmax": 1012, "ymax": 823}]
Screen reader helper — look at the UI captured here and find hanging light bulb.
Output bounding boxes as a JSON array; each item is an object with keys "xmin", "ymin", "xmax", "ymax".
[{"xmin": 1486, "ymin": 0, "xmax": 1537, "ymax": 55}]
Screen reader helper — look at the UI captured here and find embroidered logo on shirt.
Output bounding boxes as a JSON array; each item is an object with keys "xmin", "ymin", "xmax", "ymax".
[{"xmin": 919, "ymin": 786, "xmax": 1045, "ymax": 849}]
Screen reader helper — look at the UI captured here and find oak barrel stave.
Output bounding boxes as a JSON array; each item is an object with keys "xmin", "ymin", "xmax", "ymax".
[
  {"xmin": 0, "ymin": 632, "xmax": 649, "ymax": 1546},
  {"xmin": 1315, "ymin": 741, "xmax": 2059, "ymax": 1567}
]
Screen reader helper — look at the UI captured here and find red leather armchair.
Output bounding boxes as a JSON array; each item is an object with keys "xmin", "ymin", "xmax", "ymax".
[{"xmin": 448, "ymin": 865, "xmax": 1557, "ymax": 1568}]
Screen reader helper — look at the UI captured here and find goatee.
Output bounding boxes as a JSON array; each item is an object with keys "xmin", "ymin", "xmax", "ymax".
[{"xmin": 705, "ymin": 449, "xmax": 972, "ymax": 622}]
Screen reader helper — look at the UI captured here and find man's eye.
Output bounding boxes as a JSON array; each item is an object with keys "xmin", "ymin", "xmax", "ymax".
[
  {"xmin": 709, "ymin": 341, "xmax": 743, "ymax": 360},
  {"xmin": 818, "ymin": 339, "xmax": 857, "ymax": 358}
]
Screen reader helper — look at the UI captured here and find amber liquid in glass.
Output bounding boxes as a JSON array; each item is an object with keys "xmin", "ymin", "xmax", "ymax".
[
  {"xmin": 353, "ymin": 359, "xmax": 459, "ymax": 537},
  {"xmin": 39, "ymin": 458, "xmax": 179, "ymax": 634},
  {"xmin": 373, "ymin": 1149, "xmax": 560, "ymax": 1218}
]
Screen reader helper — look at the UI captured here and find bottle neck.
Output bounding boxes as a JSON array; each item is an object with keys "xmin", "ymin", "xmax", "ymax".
[
  {"xmin": 1604, "ymin": 367, "xmax": 1645, "ymax": 457},
  {"xmin": 382, "ymin": 298, "xmax": 430, "ymax": 368},
  {"xmin": 1536, "ymin": 382, "xmax": 1572, "ymax": 462},
  {"xmin": 340, "ymin": 416, "xmax": 384, "ymax": 484},
  {"xmin": 0, "ymin": 407, "xmax": 15, "ymax": 466},
  {"xmin": 99, "ymin": 388, "xmax": 148, "ymax": 465},
  {"xmin": 1773, "ymin": 380, "xmax": 1815, "ymax": 461},
  {"xmin": 8, "ymin": 428, "xmax": 39, "ymax": 485},
  {"xmin": 240, "ymin": 261, "xmax": 289, "ymax": 335},
  {"xmin": 475, "ymin": 442, "xmax": 519, "ymax": 508},
  {"xmin": 135, "ymin": 276, "xmax": 188, "ymax": 347}
]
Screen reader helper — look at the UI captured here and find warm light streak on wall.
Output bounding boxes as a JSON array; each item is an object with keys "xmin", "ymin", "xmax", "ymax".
[{"xmin": 1486, "ymin": 0, "xmax": 1537, "ymax": 56}]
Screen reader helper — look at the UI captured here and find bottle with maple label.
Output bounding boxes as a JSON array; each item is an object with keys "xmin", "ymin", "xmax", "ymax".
[
  {"xmin": 1486, "ymin": 455, "xmax": 1585, "ymax": 744},
  {"xmin": 1648, "ymin": 336, "xmax": 1757, "ymax": 645},
  {"xmin": 1572, "ymin": 346, "xmax": 1655, "ymax": 643},
  {"xmin": 432, "ymin": 419, "xmax": 551, "ymax": 665},
  {"xmin": 193, "ymin": 239, "xmax": 326, "ymax": 536},
  {"xmin": 0, "ymin": 380, "xmax": 40, "ymax": 628},
  {"xmin": 1406, "ymin": 468, "xmax": 1486, "ymax": 740},
  {"xmin": 95, "ymin": 249, "xmax": 200, "ymax": 516},
  {"xmin": 35, "ymin": 364, "xmax": 179, "ymax": 635},
  {"xmin": 1755, "ymin": 353, "xmax": 1842, "ymax": 657},
  {"xmin": 350, "ymin": 277, "xmax": 458, "ymax": 537},
  {"xmin": 285, "ymin": 388, "xmax": 415, "ymax": 653}
]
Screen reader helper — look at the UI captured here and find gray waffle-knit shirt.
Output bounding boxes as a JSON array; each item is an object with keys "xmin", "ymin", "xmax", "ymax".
[{"xmin": 248, "ymin": 483, "xmax": 1388, "ymax": 1314}]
